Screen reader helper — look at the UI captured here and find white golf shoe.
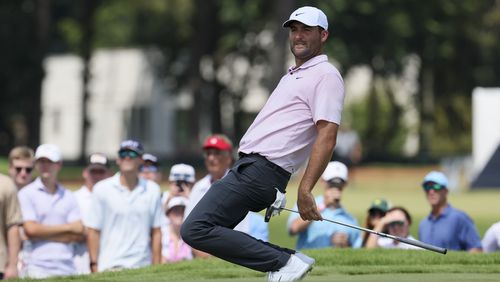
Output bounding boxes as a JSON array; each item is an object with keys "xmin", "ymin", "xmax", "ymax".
[
  {"xmin": 294, "ymin": 252, "xmax": 315, "ymax": 265},
  {"xmin": 267, "ymin": 254, "xmax": 313, "ymax": 282}
]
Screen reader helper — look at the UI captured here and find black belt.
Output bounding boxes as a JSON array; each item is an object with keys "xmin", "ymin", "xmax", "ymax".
[{"xmin": 238, "ymin": 152, "xmax": 291, "ymax": 178}]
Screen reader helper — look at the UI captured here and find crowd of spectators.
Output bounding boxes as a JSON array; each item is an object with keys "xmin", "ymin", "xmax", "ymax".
[{"xmin": 1, "ymin": 138, "xmax": 499, "ymax": 279}]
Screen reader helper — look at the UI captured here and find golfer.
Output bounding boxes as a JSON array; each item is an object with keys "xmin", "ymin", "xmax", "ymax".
[{"xmin": 181, "ymin": 6, "xmax": 344, "ymax": 282}]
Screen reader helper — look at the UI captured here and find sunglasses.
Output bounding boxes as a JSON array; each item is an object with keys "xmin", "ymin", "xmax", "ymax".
[
  {"xmin": 423, "ymin": 182, "xmax": 445, "ymax": 192},
  {"xmin": 388, "ymin": 220, "xmax": 406, "ymax": 227},
  {"xmin": 15, "ymin": 166, "xmax": 33, "ymax": 174},
  {"xmin": 140, "ymin": 165, "xmax": 159, "ymax": 172},
  {"xmin": 119, "ymin": 150, "xmax": 140, "ymax": 159}
]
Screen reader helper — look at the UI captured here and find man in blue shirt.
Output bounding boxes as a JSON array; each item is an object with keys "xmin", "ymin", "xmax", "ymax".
[
  {"xmin": 418, "ymin": 171, "xmax": 482, "ymax": 252},
  {"xmin": 287, "ymin": 161, "xmax": 361, "ymax": 249}
]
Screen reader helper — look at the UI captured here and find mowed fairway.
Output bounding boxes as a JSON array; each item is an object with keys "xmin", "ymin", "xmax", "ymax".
[{"xmin": 16, "ymin": 165, "xmax": 500, "ymax": 281}]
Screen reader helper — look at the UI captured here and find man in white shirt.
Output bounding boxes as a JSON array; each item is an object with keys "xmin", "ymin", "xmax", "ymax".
[
  {"xmin": 73, "ymin": 153, "xmax": 111, "ymax": 274},
  {"xmin": 86, "ymin": 140, "xmax": 162, "ymax": 272}
]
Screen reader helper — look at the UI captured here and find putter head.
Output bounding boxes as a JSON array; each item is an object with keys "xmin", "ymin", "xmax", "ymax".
[{"xmin": 264, "ymin": 206, "xmax": 280, "ymax": 222}]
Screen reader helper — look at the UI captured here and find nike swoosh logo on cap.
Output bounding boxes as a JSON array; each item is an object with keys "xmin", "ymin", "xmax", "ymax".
[{"xmin": 295, "ymin": 12, "xmax": 305, "ymax": 16}]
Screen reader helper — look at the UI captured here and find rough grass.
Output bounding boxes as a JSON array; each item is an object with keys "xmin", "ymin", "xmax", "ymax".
[{"xmin": 19, "ymin": 249, "xmax": 500, "ymax": 282}]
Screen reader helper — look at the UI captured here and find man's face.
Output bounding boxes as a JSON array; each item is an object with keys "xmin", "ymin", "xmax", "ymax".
[
  {"xmin": 9, "ymin": 159, "xmax": 34, "ymax": 188},
  {"xmin": 288, "ymin": 21, "xmax": 328, "ymax": 63},
  {"xmin": 36, "ymin": 158, "xmax": 61, "ymax": 179},
  {"xmin": 204, "ymin": 148, "xmax": 232, "ymax": 178},
  {"xmin": 323, "ymin": 185, "xmax": 343, "ymax": 207},
  {"xmin": 140, "ymin": 164, "xmax": 162, "ymax": 183},
  {"xmin": 83, "ymin": 166, "xmax": 109, "ymax": 188},
  {"xmin": 116, "ymin": 150, "xmax": 142, "ymax": 173},
  {"xmin": 423, "ymin": 182, "xmax": 448, "ymax": 207}
]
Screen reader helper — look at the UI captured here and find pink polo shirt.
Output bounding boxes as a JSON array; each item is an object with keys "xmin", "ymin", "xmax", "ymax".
[{"xmin": 239, "ymin": 54, "xmax": 344, "ymax": 173}]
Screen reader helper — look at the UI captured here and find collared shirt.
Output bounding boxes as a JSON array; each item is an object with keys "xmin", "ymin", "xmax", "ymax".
[
  {"xmin": 482, "ymin": 222, "xmax": 500, "ymax": 253},
  {"xmin": 418, "ymin": 204, "xmax": 482, "ymax": 251},
  {"xmin": 183, "ymin": 173, "xmax": 250, "ymax": 233},
  {"xmin": 0, "ymin": 174, "xmax": 22, "ymax": 273},
  {"xmin": 86, "ymin": 173, "xmax": 162, "ymax": 271},
  {"xmin": 287, "ymin": 195, "xmax": 361, "ymax": 250},
  {"xmin": 17, "ymin": 177, "xmax": 80, "ymax": 276},
  {"xmin": 239, "ymin": 55, "xmax": 345, "ymax": 173},
  {"xmin": 72, "ymin": 186, "xmax": 92, "ymax": 274}
]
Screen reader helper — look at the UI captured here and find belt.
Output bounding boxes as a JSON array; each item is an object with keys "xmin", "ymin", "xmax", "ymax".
[{"xmin": 238, "ymin": 152, "xmax": 291, "ymax": 178}]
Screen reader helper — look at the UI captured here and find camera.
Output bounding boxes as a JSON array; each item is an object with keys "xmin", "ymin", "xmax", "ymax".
[{"xmin": 176, "ymin": 180, "xmax": 188, "ymax": 192}]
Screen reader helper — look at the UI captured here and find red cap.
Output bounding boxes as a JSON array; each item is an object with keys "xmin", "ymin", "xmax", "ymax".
[{"xmin": 203, "ymin": 135, "xmax": 233, "ymax": 151}]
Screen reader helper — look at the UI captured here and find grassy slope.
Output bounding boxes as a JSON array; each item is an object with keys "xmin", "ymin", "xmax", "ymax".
[{"xmin": 24, "ymin": 249, "xmax": 500, "ymax": 282}]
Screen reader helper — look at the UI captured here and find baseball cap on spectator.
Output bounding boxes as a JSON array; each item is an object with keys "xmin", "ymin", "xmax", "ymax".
[
  {"xmin": 87, "ymin": 153, "xmax": 109, "ymax": 169},
  {"xmin": 282, "ymin": 6, "xmax": 329, "ymax": 31},
  {"xmin": 118, "ymin": 139, "xmax": 144, "ymax": 155},
  {"xmin": 142, "ymin": 153, "xmax": 159, "ymax": 165},
  {"xmin": 166, "ymin": 196, "xmax": 188, "ymax": 214},
  {"xmin": 422, "ymin": 171, "xmax": 448, "ymax": 188},
  {"xmin": 368, "ymin": 198, "xmax": 390, "ymax": 214},
  {"xmin": 203, "ymin": 135, "xmax": 233, "ymax": 151},
  {"xmin": 35, "ymin": 144, "xmax": 62, "ymax": 162},
  {"xmin": 321, "ymin": 161, "xmax": 348, "ymax": 187},
  {"xmin": 169, "ymin": 163, "xmax": 195, "ymax": 183}
]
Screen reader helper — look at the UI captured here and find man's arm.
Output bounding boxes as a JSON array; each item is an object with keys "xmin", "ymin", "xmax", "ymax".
[
  {"xmin": 297, "ymin": 120, "xmax": 338, "ymax": 221},
  {"xmin": 23, "ymin": 220, "xmax": 84, "ymax": 241},
  {"xmin": 289, "ymin": 217, "xmax": 313, "ymax": 235},
  {"xmin": 87, "ymin": 228, "xmax": 100, "ymax": 272},
  {"xmin": 151, "ymin": 227, "xmax": 161, "ymax": 264},
  {"xmin": 4, "ymin": 225, "xmax": 21, "ymax": 279}
]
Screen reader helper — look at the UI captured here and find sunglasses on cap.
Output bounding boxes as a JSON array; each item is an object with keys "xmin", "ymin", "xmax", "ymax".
[
  {"xmin": 15, "ymin": 166, "xmax": 33, "ymax": 174},
  {"xmin": 423, "ymin": 182, "xmax": 446, "ymax": 192},
  {"xmin": 118, "ymin": 150, "xmax": 140, "ymax": 159}
]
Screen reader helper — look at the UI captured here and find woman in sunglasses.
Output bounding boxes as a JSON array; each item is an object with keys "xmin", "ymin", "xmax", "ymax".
[{"xmin": 365, "ymin": 206, "xmax": 420, "ymax": 249}]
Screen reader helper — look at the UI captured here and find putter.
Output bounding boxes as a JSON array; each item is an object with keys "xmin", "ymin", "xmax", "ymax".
[{"xmin": 265, "ymin": 206, "xmax": 447, "ymax": 254}]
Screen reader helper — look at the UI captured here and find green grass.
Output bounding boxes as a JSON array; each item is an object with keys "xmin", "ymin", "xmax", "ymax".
[
  {"xmin": 5, "ymin": 164, "xmax": 500, "ymax": 281},
  {"xmin": 19, "ymin": 249, "xmax": 500, "ymax": 281}
]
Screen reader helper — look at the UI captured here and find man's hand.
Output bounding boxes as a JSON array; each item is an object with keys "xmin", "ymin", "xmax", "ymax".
[
  {"xmin": 270, "ymin": 188, "xmax": 286, "ymax": 217},
  {"xmin": 297, "ymin": 189, "xmax": 322, "ymax": 221}
]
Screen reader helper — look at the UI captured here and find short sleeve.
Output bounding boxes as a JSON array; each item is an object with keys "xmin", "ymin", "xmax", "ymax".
[
  {"xmin": 85, "ymin": 187, "xmax": 104, "ymax": 230},
  {"xmin": 459, "ymin": 213, "xmax": 482, "ymax": 250},
  {"xmin": 482, "ymin": 223, "xmax": 500, "ymax": 253},
  {"xmin": 18, "ymin": 189, "xmax": 38, "ymax": 222},
  {"xmin": 310, "ymin": 72, "xmax": 345, "ymax": 125},
  {"xmin": 4, "ymin": 179, "xmax": 22, "ymax": 226}
]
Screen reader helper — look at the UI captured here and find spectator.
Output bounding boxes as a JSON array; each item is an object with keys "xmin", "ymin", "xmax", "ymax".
[
  {"xmin": 365, "ymin": 206, "xmax": 420, "ymax": 249},
  {"xmin": 288, "ymin": 161, "xmax": 361, "ymax": 250},
  {"xmin": 159, "ymin": 163, "xmax": 195, "ymax": 262},
  {"xmin": 162, "ymin": 197, "xmax": 193, "ymax": 263},
  {"xmin": 18, "ymin": 144, "xmax": 84, "ymax": 278},
  {"xmin": 86, "ymin": 140, "xmax": 162, "ymax": 272},
  {"xmin": 162, "ymin": 163, "xmax": 195, "ymax": 205},
  {"xmin": 140, "ymin": 153, "xmax": 162, "ymax": 184},
  {"xmin": 361, "ymin": 198, "xmax": 390, "ymax": 247},
  {"xmin": 8, "ymin": 146, "xmax": 35, "ymax": 190},
  {"xmin": 0, "ymin": 174, "xmax": 22, "ymax": 279},
  {"xmin": 482, "ymin": 222, "xmax": 500, "ymax": 252},
  {"xmin": 73, "ymin": 153, "xmax": 111, "ymax": 274},
  {"xmin": 184, "ymin": 134, "xmax": 267, "ymax": 256},
  {"xmin": 418, "ymin": 171, "xmax": 482, "ymax": 252}
]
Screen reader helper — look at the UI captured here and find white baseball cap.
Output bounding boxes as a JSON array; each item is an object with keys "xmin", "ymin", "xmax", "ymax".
[
  {"xmin": 166, "ymin": 196, "xmax": 188, "ymax": 213},
  {"xmin": 169, "ymin": 163, "xmax": 195, "ymax": 183},
  {"xmin": 283, "ymin": 6, "xmax": 328, "ymax": 31},
  {"xmin": 35, "ymin": 144, "xmax": 62, "ymax": 162},
  {"xmin": 322, "ymin": 161, "xmax": 348, "ymax": 183}
]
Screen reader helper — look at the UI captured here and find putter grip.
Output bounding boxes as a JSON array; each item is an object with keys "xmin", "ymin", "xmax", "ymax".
[
  {"xmin": 264, "ymin": 207, "xmax": 273, "ymax": 222},
  {"xmin": 396, "ymin": 236, "xmax": 447, "ymax": 254}
]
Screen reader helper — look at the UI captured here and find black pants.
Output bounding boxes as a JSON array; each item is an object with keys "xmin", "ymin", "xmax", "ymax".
[{"xmin": 181, "ymin": 154, "xmax": 295, "ymax": 272}]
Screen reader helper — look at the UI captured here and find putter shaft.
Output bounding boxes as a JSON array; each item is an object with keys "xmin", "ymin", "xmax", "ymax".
[{"xmin": 282, "ymin": 207, "xmax": 447, "ymax": 254}]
